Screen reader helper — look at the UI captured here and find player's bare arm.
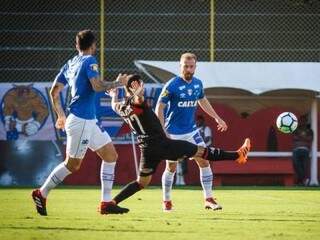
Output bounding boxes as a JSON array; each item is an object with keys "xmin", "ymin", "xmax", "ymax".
[
  {"xmin": 155, "ymin": 102, "xmax": 166, "ymax": 130},
  {"xmin": 49, "ymin": 82, "xmax": 66, "ymax": 129},
  {"xmin": 90, "ymin": 73, "xmax": 128, "ymax": 92},
  {"xmin": 130, "ymin": 80, "xmax": 144, "ymax": 104},
  {"xmin": 109, "ymin": 88, "xmax": 122, "ymax": 113},
  {"xmin": 198, "ymin": 97, "xmax": 228, "ymax": 132}
]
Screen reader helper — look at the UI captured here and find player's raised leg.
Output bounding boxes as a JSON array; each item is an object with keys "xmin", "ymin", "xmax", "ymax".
[{"xmin": 196, "ymin": 138, "xmax": 251, "ymax": 165}]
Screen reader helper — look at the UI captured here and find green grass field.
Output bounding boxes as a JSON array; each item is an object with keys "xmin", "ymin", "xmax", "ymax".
[{"xmin": 0, "ymin": 186, "xmax": 319, "ymax": 240}]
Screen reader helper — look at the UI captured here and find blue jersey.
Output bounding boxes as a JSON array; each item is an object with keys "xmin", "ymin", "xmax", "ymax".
[
  {"xmin": 54, "ymin": 54, "xmax": 99, "ymax": 119},
  {"xmin": 158, "ymin": 76, "xmax": 204, "ymax": 135}
]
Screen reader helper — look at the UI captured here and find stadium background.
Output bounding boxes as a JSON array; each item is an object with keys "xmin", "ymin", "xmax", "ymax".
[{"xmin": 1, "ymin": 0, "xmax": 320, "ymax": 186}]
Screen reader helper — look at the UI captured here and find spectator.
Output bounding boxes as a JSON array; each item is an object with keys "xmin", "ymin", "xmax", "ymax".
[{"xmin": 292, "ymin": 115, "xmax": 313, "ymax": 186}]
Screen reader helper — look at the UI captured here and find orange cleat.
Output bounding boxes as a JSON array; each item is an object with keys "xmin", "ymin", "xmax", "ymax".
[{"xmin": 236, "ymin": 138, "xmax": 251, "ymax": 164}]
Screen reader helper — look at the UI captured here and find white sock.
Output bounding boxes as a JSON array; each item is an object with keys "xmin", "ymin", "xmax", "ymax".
[
  {"xmin": 100, "ymin": 161, "xmax": 116, "ymax": 202},
  {"xmin": 40, "ymin": 162, "xmax": 71, "ymax": 198},
  {"xmin": 200, "ymin": 166, "xmax": 213, "ymax": 199},
  {"xmin": 162, "ymin": 170, "xmax": 175, "ymax": 201}
]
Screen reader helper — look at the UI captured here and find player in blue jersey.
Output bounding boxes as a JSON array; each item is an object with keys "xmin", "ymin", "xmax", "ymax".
[
  {"xmin": 32, "ymin": 30, "xmax": 129, "ymax": 215},
  {"xmin": 155, "ymin": 53, "xmax": 228, "ymax": 211}
]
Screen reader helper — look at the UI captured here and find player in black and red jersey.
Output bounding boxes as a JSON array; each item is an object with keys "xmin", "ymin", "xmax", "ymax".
[{"xmin": 108, "ymin": 75, "xmax": 251, "ymax": 211}]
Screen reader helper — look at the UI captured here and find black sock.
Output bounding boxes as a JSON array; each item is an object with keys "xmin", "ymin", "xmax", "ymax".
[
  {"xmin": 113, "ymin": 181, "xmax": 143, "ymax": 204},
  {"xmin": 203, "ymin": 147, "xmax": 239, "ymax": 161}
]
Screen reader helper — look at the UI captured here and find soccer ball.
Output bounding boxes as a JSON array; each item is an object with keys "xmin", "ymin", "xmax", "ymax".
[{"xmin": 276, "ymin": 112, "xmax": 298, "ymax": 133}]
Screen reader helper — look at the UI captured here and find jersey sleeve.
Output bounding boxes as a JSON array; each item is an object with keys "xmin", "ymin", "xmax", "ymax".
[
  {"xmin": 54, "ymin": 64, "xmax": 68, "ymax": 86},
  {"xmin": 199, "ymin": 81, "xmax": 205, "ymax": 99},
  {"xmin": 86, "ymin": 56, "xmax": 100, "ymax": 79},
  {"xmin": 158, "ymin": 81, "xmax": 173, "ymax": 104}
]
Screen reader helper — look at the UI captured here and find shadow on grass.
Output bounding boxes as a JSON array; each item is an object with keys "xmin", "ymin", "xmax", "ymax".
[
  {"xmin": 197, "ymin": 217, "xmax": 320, "ymax": 223},
  {"xmin": 0, "ymin": 226, "xmax": 192, "ymax": 233}
]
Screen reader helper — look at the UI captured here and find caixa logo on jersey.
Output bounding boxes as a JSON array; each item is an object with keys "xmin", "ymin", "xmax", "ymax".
[
  {"xmin": 177, "ymin": 100, "xmax": 197, "ymax": 108},
  {"xmin": 0, "ymin": 84, "xmax": 49, "ymax": 140}
]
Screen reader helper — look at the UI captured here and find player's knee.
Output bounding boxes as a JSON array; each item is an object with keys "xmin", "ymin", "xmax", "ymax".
[
  {"xmin": 65, "ymin": 158, "xmax": 82, "ymax": 172},
  {"xmin": 106, "ymin": 150, "xmax": 118, "ymax": 162},
  {"xmin": 98, "ymin": 145, "xmax": 118, "ymax": 162},
  {"xmin": 166, "ymin": 162, "xmax": 177, "ymax": 172},
  {"xmin": 196, "ymin": 158, "xmax": 210, "ymax": 168}
]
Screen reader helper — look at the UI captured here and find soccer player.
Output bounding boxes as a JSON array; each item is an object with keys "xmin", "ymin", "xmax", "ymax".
[
  {"xmin": 107, "ymin": 74, "xmax": 250, "ymax": 210},
  {"xmin": 155, "ymin": 53, "xmax": 228, "ymax": 211},
  {"xmin": 31, "ymin": 30, "xmax": 129, "ymax": 215}
]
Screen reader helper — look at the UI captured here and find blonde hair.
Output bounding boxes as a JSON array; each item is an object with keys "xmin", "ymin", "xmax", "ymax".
[{"xmin": 180, "ymin": 52, "xmax": 197, "ymax": 63}]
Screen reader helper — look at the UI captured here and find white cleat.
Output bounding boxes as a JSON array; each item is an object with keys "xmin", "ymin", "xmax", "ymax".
[{"xmin": 204, "ymin": 198, "xmax": 223, "ymax": 211}]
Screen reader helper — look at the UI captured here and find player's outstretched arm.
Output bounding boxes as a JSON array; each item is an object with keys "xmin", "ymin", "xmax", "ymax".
[
  {"xmin": 90, "ymin": 74, "xmax": 128, "ymax": 92},
  {"xmin": 198, "ymin": 97, "xmax": 228, "ymax": 132}
]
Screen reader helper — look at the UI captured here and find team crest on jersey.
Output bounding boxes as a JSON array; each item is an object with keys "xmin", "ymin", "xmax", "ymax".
[
  {"xmin": 90, "ymin": 64, "xmax": 99, "ymax": 72},
  {"xmin": 161, "ymin": 89, "xmax": 169, "ymax": 97},
  {"xmin": 194, "ymin": 84, "xmax": 200, "ymax": 89},
  {"xmin": 187, "ymin": 89, "xmax": 193, "ymax": 96}
]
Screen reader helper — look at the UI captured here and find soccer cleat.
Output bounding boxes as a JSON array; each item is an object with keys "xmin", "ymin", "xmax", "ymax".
[
  {"xmin": 31, "ymin": 189, "xmax": 47, "ymax": 216},
  {"xmin": 162, "ymin": 200, "xmax": 173, "ymax": 212},
  {"xmin": 205, "ymin": 197, "xmax": 222, "ymax": 211},
  {"xmin": 236, "ymin": 138, "xmax": 251, "ymax": 164},
  {"xmin": 99, "ymin": 201, "xmax": 129, "ymax": 215}
]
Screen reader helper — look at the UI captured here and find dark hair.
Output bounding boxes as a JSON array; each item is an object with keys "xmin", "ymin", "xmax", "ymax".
[
  {"xmin": 76, "ymin": 30, "xmax": 96, "ymax": 51},
  {"xmin": 125, "ymin": 74, "xmax": 142, "ymax": 94}
]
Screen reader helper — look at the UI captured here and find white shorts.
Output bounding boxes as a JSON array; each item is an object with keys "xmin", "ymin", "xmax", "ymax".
[
  {"xmin": 169, "ymin": 129, "xmax": 206, "ymax": 147},
  {"xmin": 65, "ymin": 113, "xmax": 112, "ymax": 159}
]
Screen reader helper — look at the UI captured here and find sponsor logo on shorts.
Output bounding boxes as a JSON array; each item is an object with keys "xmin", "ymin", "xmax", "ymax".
[{"xmin": 81, "ymin": 139, "xmax": 89, "ymax": 145}]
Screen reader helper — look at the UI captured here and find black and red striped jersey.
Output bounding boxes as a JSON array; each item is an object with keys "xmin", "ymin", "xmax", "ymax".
[{"xmin": 114, "ymin": 97, "xmax": 166, "ymax": 141}]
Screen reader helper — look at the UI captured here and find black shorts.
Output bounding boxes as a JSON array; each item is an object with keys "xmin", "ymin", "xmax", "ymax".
[{"xmin": 139, "ymin": 137, "xmax": 198, "ymax": 177}]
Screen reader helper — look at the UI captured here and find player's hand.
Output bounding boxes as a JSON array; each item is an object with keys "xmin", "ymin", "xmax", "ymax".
[
  {"xmin": 115, "ymin": 73, "xmax": 128, "ymax": 86},
  {"xmin": 216, "ymin": 118, "xmax": 228, "ymax": 132},
  {"xmin": 130, "ymin": 81, "xmax": 144, "ymax": 95},
  {"xmin": 107, "ymin": 88, "xmax": 118, "ymax": 97},
  {"xmin": 55, "ymin": 116, "xmax": 66, "ymax": 130}
]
